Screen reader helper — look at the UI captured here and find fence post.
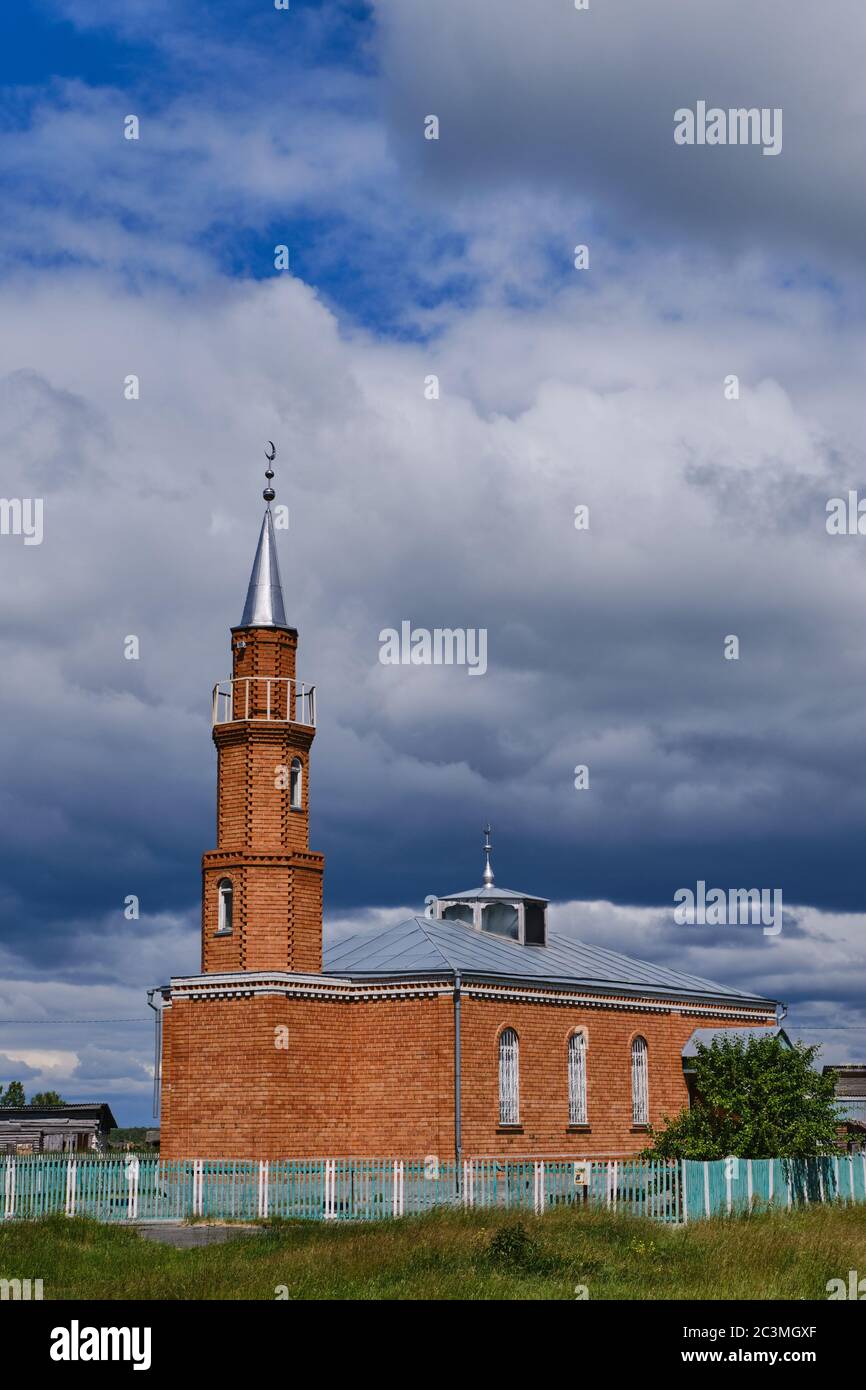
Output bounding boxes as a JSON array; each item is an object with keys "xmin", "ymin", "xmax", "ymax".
[
  {"xmin": 126, "ymin": 1157, "xmax": 140, "ymax": 1220},
  {"xmin": 462, "ymin": 1160, "xmax": 474, "ymax": 1209},
  {"xmin": 725, "ymin": 1162, "xmax": 732, "ymax": 1216},
  {"xmin": 192, "ymin": 1159, "xmax": 203, "ymax": 1217},
  {"xmin": 65, "ymin": 1159, "xmax": 77, "ymax": 1218},
  {"xmin": 533, "ymin": 1161, "xmax": 544, "ymax": 1216},
  {"xmin": 681, "ymin": 1160, "xmax": 688, "ymax": 1224},
  {"xmin": 747, "ymin": 1159, "xmax": 753, "ymax": 1212},
  {"xmin": 323, "ymin": 1159, "xmax": 336, "ymax": 1219},
  {"xmin": 258, "ymin": 1160, "xmax": 269, "ymax": 1219},
  {"xmin": 392, "ymin": 1160, "xmax": 404, "ymax": 1218},
  {"xmin": 3, "ymin": 1158, "xmax": 15, "ymax": 1219},
  {"xmin": 768, "ymin": 1158, "xmax": 774, "ymax": 1204},
  {"xmin": 703, "ymin": 1161, "xmax": 710, "ymax": 1219}
]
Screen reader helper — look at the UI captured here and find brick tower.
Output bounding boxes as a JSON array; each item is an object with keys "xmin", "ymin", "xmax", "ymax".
[{"xmin": 201, "ymin": 455, "xmax": 323, "ymax": 975}]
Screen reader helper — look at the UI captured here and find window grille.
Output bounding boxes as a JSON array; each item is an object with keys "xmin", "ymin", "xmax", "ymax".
[
  {"xmin": 568, "ymin": 1031, "xmax": 587, "ymax": 1125},
  {"xmin": 499, "ymin": 1028, "xmax": 519, "ymax": 1125},
  {"xmin": 631, "ymin": 1036, "xmax": 649, "ymax": 1125}
]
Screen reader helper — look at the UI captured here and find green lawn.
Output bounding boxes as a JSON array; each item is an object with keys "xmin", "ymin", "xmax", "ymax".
[{"xmin": 2, "ymin": 1204, "xmax": 865, "ymax": 1300}]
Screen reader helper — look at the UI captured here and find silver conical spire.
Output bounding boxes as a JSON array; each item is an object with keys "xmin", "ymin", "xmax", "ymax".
[
  {"xmin": 482, "ymin": 823, "xmax": 494, "ymax": 886},
  {"xmin": 238, "ymin": 444, "xmax": 289, "ymax": 629}
]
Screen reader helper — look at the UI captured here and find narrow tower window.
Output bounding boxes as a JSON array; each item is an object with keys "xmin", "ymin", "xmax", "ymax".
[
  {"xmin": 217, "ymin": 878, "xmax": 233, "ymax": 934},
  {"xmin": 631, "ymin": 1036, "xmax": 649, "ymax": 1125},
  {"xmin": 289, "ymin": 758, "xmax": 303, "ymax": 810},
  {"xmin": 499, "ymin": 1028, "xmax": 520, "ymax": 1126},
  {"xmin": 568, "ymin": 1031, "xmax": 587, "ymax": 1126}
]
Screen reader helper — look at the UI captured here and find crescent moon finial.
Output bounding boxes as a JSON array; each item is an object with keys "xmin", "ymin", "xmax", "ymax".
[{"xmin": 263, "ymin": 441, "xmax": 276, "ymax": 503}]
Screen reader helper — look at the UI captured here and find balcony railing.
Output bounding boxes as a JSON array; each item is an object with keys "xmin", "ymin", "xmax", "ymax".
[{"xmin": 211, "ymin": 676, "xmax": 317, "ymax": 728}]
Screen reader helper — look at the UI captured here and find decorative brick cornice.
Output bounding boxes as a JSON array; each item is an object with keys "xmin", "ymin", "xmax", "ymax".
[
  {"xmin": 212, "ymin": 721, "xmax": 315, "ymax": 749},
  {"xmin": 462, "ymin": 980, "xmax": 774, "ymax": 1021},
  {"xmin": 202, "ymin": 850, "xmax": 325, "ymax": 870},
  {"xmin": 162, "ymin": 969, "xmax": 776, "ymax": 1022}
]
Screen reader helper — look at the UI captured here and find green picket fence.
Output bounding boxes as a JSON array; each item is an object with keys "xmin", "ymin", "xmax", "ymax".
[
  {"xmin": 2, "ymin": 1153, "xmax": 865, "ymax": 1224},
  {"xmin": 681, "ymin": 1153, "xmax": 866, "ymax": 1219}
]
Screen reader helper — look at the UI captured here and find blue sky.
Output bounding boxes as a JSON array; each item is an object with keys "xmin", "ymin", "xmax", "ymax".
[{"xmin": 3, "ymin": 0, "xmax": 866, "ymax": 1123}]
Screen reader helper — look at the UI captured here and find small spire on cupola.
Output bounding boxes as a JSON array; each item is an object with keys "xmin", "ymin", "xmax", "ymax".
[
  {"xmin": 239, "ymin": 442, "xmax": 290, "ymax": 629},
  {"xmin": 482, "ymin": 822, "xmax": 495, "ymax": 886}
]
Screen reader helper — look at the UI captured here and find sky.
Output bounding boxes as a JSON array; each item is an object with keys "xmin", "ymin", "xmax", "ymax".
[{"xmin": 3, "ymin": 0, "xmax": 866, "ymax": 1124}]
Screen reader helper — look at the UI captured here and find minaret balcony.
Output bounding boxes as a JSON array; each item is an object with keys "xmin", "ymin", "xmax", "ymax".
[{"xmin": 211, "ymin": 676, "xmax": 317, "ymax": 728}]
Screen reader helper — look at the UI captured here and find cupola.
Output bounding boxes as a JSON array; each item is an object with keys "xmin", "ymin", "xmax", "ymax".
[{"xmin": 430, "ymin": 825, "xmax": 549, "ymax": 946}]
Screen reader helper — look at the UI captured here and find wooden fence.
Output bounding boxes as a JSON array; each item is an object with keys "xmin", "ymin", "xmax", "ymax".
[{"xmin": 2, "ymin": 1153, "xmax": 865, "ymax": 1224}]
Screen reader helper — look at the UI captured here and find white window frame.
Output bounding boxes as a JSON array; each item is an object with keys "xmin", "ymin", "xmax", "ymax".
[
  {"xmin": 499, "ymin": 1028, "xmax": 520, "ymax": 1126},
  {"xmin": 568, "ymin": 1031, "xmax": 587, "ymax": 1126},
  {"xmin": 631, "ymin": 1036, "xmax": 649, "ymax": 1125},
  {"xmin": 217, "ymin": 878, "xmax": 233, "ymax": 934},
  {"xmin": 289, "ymin": 757, "xmax": 303, "ymax": 810}
]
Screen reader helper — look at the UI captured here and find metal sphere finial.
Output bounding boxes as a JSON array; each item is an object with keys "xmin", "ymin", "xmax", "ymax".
[
  {"xmin": 482, "ymin": 822, "xmax": 494, "ymax": 887},
  {"xmin": 263, "ymin": 441, "xmax": 276, "ymax": 503}
]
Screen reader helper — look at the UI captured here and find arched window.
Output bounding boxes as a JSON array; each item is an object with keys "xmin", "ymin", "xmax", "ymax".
[
  {"xmin": 499, "ymin": 1028, "xmax": 519, "ymax": 1126},
  {"xmin": 442, "ymin": 902, "xmax": 474, "ymax": 926},
  {"xmin": 631, "ymin": 1036, "xmax": 649, "ymax": 1125},
  {"xmin": 217, "ymin": 878, "xmax": 233, "ymax": 934},
  {"xmin": 568, "ymin": 1031, "xmax": 587, "ymax": 1126},
  {"xmin": 289, "ymin": 758, "xmax": 303, "ymax": 810},
  {"xmin": 482, "ymin": 902, "xmax": 519, "ymax": 939}
]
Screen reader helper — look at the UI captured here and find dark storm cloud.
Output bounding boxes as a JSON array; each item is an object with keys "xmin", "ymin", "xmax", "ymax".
[{"xmin": 376, "ymin": 0, "xmax": 866, "ymax": 265}]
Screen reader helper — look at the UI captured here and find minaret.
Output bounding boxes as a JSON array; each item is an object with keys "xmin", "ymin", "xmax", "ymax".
[{"xmin": 201, "ymin": 446, "xmax": 324, "ymax": 974}]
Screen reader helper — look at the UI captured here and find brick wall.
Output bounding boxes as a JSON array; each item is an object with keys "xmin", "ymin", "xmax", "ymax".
[
  {"xmin": 159, "ymin": 987, "xmax": 771, "ymax": 1159},
  {"xmin": 459, "ymin": 996, "xmax": 740, "ymax": 1156}
]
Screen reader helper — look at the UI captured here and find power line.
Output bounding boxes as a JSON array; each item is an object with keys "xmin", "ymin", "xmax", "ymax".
[{"xmin": 0, "ymin": 1018, "xmax": 150, "ymax": 1025}]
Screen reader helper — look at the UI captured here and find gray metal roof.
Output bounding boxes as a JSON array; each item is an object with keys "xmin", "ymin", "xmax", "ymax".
[
  {"xmin": 682, "ymin": 1025, "xmax": 786, "ymax": 1057},
  {"xmin": 238, "ymin": 506, "xmax": 289, "ymax": 629},
  {"xmin": 323, "ymin": 915, "xmax": 775, "ymax": 1005},
  {"xmin": 439, "ymin": 885, "xmax": 547, "ymax": 902},
  {"xmin": 0, "ymin": 1103, "xmax": 117, "ymax": 1125}
]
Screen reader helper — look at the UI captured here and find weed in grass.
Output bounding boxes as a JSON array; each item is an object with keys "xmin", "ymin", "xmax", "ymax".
[{"xmin": 486, "ymin": 1221, "xmax": 542, "ymax": 1271}]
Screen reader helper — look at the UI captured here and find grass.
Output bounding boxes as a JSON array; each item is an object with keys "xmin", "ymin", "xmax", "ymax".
[{"xmin": 2, "ymin": 1204, "xmax": 865, "ymax": 1300}]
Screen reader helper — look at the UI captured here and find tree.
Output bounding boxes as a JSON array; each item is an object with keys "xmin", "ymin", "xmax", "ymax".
[
  {"xmin": 0, "ymin": 1081, "xmax": 26, "ymax": 1107},
  {"xmin": 643, "ymin": 1035, "xmax": 841, "ymax": 1159},
  {"xmin": 30, "ymin": 1091, "xmax": 64, "ymax": 1106}
]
